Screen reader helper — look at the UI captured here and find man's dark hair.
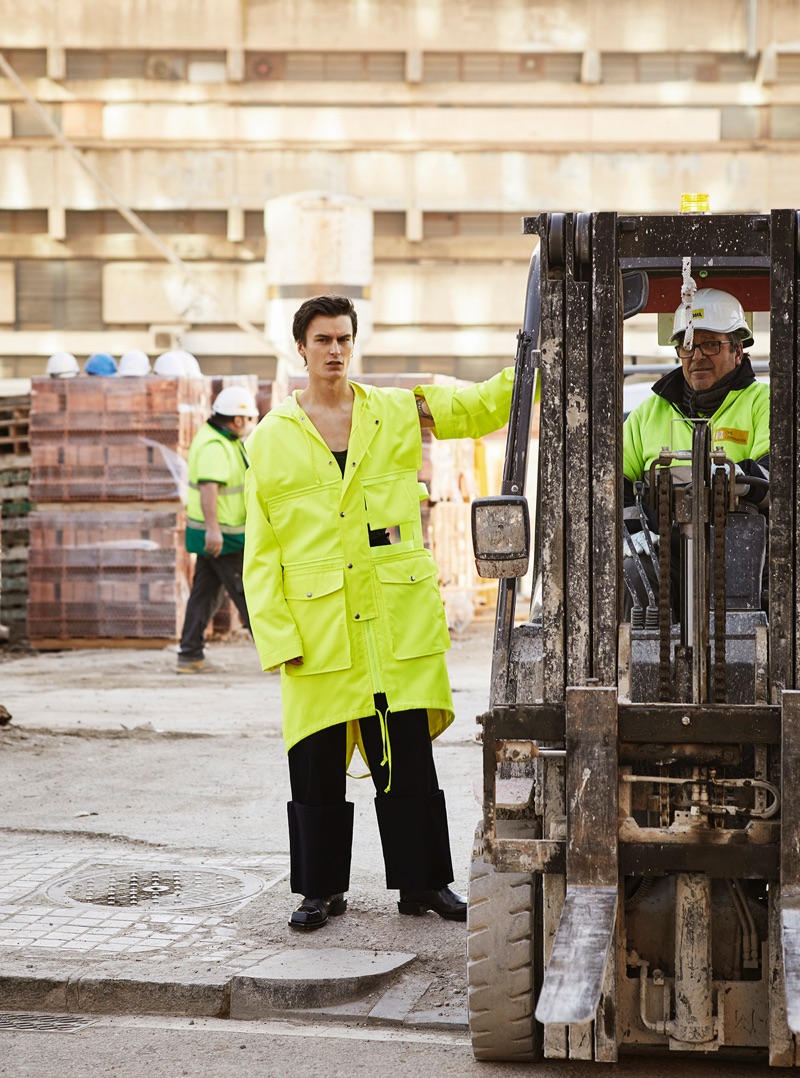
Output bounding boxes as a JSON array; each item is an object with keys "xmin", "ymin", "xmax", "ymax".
[{"xmin": 292, "ymin": 294, "xmax": 358, "ymax": 345}]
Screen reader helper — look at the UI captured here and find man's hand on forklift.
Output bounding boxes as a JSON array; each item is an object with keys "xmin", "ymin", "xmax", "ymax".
[
  {"xmin": 627, "ymin": 530, "xmax": 659, "ymax": 555},
  {"xmin": 711, "ymin": 461, "xmax": 751, "ymax": 496}
]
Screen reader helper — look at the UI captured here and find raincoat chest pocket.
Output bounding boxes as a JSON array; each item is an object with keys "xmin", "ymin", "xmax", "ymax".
[
  {"xmin": 283, "ymin": 567, "xmax": 351, "ymax": 676},
  {"xmin": 374, "ymin": 553, "xmax": 450, "ymax": 660},
  {"xmin": 362, "ymin": 476, "xmax": 418, "ymax": 530}
]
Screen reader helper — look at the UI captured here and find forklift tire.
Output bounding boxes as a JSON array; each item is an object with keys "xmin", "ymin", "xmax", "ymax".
[{"xmin": 467, "ymin": 824, "xmax": 543, "ymax": 1062}]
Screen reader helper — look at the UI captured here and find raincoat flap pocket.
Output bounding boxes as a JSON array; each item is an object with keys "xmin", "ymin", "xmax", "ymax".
[
  {"xmin": 362, "ymin": 476, "xmax": 417, "ymax": 529},
  {"xmin": 283, "ymin": 567, "xmax": 344, "ymax": 601},
  {"xmin": 282, "ymin": 566, "xmax": 350, "ymax": 676},
  {"xmin": 373, "ymin": 553, "xmax": 448, "ymax": 659},
  {"xmin": 373, "ymin": 555, "xmax": 438, "ymax": 586}
]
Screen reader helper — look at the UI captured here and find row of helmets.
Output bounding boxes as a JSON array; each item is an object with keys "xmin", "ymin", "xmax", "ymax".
[{"xmin": 46, "ymin": 350, "xmax": 203, "ymax": 379}]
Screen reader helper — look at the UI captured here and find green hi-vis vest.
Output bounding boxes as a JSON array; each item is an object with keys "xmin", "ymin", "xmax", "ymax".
[
  {"xmin": 186, "ymin": 421, "xmax": 249, "ymax": 556},
  {"xmin": 623, "ymin": 381, "xmax": 770, "ymax": 485}
]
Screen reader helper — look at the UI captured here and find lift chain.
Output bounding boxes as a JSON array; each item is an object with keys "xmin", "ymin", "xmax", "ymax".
[
  {"xmin": 712, "ymin": 471, "xmax": 728, "ymax": 703},
  {"xmin": 657, "ymin": 468, "xmax": 673, "ymax": 702}
]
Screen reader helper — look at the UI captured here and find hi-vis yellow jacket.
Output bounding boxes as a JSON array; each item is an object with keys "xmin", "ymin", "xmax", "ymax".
[
  {"xmin": 623, "ymin": 380, "xmax": 770, "ymax": 484},
  {"xmin": 186, "ymin": 421, "xmax": 248, "ymax": 555},
  {"xmin": 243, "ymin": 368, "xmax": 514, "ymax": 755}
]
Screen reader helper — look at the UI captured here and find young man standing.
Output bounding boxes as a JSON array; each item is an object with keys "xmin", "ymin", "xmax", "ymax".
[{"xmin": 244, "ymin": 294, "xmax": 513, "ymax": 930}]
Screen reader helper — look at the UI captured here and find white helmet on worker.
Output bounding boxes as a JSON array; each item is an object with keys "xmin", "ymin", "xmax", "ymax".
[
  {"xmin": 118, "ymin": 349, "xmax": 151, "ymax": 377},
  {"xmin": 212, "ymin": 386, "xmax": 259, "ymax": 418},
  {"xmin": 670, "ymin": 287, "xmax": 754, "ymax": 349},
  {"xmin": 46, "ymin": 351, "xmax": 79, "ymax": 378}
]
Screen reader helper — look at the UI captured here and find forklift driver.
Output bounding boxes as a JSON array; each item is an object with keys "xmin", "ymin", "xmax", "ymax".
[{"xmin": 621, "ymin": 287, "xmax": 770, "ymax": 619}]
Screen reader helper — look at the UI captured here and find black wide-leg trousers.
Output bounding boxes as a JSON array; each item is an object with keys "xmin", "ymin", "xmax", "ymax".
[{"xmin": 287, "ymin": 694, "xmax": 455, "ymax": 896}]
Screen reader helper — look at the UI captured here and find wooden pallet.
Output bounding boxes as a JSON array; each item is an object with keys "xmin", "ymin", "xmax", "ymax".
[
  {"xmin": 29, "ymin": 637, "xmax": 177, "ymax": 651},
  {"xmin": 0, "ymin": 398, "xmax": 31, "ymax": 457}
]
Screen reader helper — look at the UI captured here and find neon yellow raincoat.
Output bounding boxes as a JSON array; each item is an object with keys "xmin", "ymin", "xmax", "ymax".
[{"xmin": 243, "ymin": 367, "xmax": 514, "ymax": 756}]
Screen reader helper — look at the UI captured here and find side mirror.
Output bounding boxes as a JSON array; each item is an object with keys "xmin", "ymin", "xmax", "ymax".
[
  {"xmin": 471, "ymin": 495, "xmax": 530, "ymax": 578},
  {"xmin": 622, "ymin": 271, "xmax": 649, "ymax": 320}
]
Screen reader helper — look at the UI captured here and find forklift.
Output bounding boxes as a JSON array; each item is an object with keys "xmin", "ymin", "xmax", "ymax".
[{"xmin": 468, "ymin": 209, "xmax": 800, "ymax": 1064}]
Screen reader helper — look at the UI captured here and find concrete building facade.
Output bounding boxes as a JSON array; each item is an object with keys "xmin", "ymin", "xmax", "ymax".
[{"xmin": 1, "ymin": 0, "xmax": 799, "ymax": 378}]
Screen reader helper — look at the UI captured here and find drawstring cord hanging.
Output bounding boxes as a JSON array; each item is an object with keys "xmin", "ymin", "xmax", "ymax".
[
  {"xmin": 376, "ymin": 705, "xmax": 393, "ymax": 793},
  {"xmin": 344, "ymin": 708, "xmax": 393, "ymax": 792}
]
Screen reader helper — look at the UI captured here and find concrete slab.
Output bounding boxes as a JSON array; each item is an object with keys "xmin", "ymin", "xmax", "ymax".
[
  {"xmin": 368, "ymin": 972, "xmax": 434, "ymax": 1025},
  {"xmin": 410, "ymin": 1004, "xmax": 469, "ymax": 1031},
  {"xmin": 230, "ymin": 948, "xmax": 416, "ymax": 1017}
]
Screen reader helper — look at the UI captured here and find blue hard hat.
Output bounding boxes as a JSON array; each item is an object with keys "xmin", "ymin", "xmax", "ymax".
[{"xmin": 85, "ymin": 352, "xmax": 118, "ymax": 376}]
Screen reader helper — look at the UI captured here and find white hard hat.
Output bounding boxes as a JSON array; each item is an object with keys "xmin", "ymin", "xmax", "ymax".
[
  {"xmin": 153, "ymin": 350, "xmax": 188, "ymax": 377},
  {"xmin": 212, "ymin": 386, "xmax": 259, "ymax": 418},
  {"xmin": 46, "ymin": 351, "xmax": 79, "ymax": 378},
  {"xmin": 174, "ymin": 349, "xmax": 202, "ymax": 377},
  {"xmin": 118, "ymin": 349, "xmax": 152, "ymax": 377},
  {"xmin": 670, "ymin": 288, "xmax": 754, "ymax": 348}
]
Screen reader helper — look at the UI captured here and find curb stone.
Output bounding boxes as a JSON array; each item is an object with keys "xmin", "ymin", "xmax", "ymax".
[{"xmin": 0, "ymin": 949, "xmax": 452, "ymax": 1026}]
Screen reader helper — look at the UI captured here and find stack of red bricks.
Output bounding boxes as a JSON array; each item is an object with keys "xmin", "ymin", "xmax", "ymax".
[{"xmin": 27, "ymin": 378, "xmax": 208, "ymax": 645}]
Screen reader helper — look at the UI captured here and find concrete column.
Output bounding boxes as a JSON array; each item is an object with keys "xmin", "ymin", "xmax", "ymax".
[
  {"xmin": 406, "ymin": 49, "xmax": 423, "ymax": 83},
  {"xmin": 405, "ymin": 208, "xmax": 423, "ymax": 243},
  {"xmin": 227, "ymin": 48, "xmax": 245, "ymax": 82},
  {"xmin": 48, "ymin": 207, "xmax": 66, "ymax": 241},
  {"xmin": 47, "ymin": 47, "xmax": 65, "ymax": 81},
  {"xmin": 227, "ymin": 207, "xmax": 245, "ymax": 243},
  {"xmin": 581, "ymin": 50, "xmax": 601, "ymax": 84}
]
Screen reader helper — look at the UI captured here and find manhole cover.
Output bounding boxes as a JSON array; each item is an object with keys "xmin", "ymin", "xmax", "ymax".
[
  {"xmin": 46, "ymin": 863, "xmax": 264, "ymax": 910},
  {"xmin": 0, "ymin": 1012, "xmax": 97, "ymax": 1032}
]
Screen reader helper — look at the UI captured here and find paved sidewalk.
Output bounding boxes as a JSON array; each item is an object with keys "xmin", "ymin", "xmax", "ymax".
[
  {"xmin": 0, "ymin": 623, "xmax": 494, "ymax": 1031},
  {"xmin": 0, "ymin": 837, "xmax": 460, "ymax": 1029}
]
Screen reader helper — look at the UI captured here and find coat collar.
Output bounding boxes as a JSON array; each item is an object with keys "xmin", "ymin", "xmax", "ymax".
[
  {"xmin": 652, "ymin": 354, "xmax": 757, "ymax": 411},
  {"xmin": 342, "ymin": 383, "xmax": 382, "ymax": 498},
  {"xmin": 274, "ymin": 382, "xmax": 383, "ymax": 498}
]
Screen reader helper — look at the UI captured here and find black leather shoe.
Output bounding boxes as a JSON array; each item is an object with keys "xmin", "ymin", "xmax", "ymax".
[
  {"xmin": 397, "ymin": 886, "xmax": 467, "ymax": 921},
  {"xmin": 288, "ymin": 894, "xmax": 347, "ymax": 931}
]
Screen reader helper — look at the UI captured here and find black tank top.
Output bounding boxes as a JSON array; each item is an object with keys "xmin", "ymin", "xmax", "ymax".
[{"xmin": 332, "ymin": 450, "xmax": 390, "ymax": 547}]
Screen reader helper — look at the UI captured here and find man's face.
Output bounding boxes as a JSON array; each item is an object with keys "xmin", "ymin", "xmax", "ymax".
[
  {"xmin": 230, "ymin": 415, "xmax": 254, "ymax": 439},
  {"xmin": 297, "ymin": 315, "xmax": 354, "ymax": 382},
  {"xmin": 678, "ymin": 329, "xmax": 742, "ymax": 391}
]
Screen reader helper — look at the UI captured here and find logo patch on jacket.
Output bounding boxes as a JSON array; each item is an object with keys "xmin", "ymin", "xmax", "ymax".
[{"xmin": 715, "ymin": 427, "xmax": 748, "ymax": 445}]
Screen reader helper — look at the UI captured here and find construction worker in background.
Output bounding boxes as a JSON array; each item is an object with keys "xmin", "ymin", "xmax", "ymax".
[
  {"xmin": 46, "ymin": 352, "xmax": 80, "ymax": 378},
  {"xmin": 176, "ymin": 385, "xmax": 258, "ymax": 673},
  {"xmin": 84, "ymin": 352, "xmax": 118, "ymax": 376},
  {"xmin": 118, "ymin": 350, "xmax": 152, "ymax": 377},
  {"xmin": 623, "ymin": 287, "xmax": 770, "ymax": 616}
]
